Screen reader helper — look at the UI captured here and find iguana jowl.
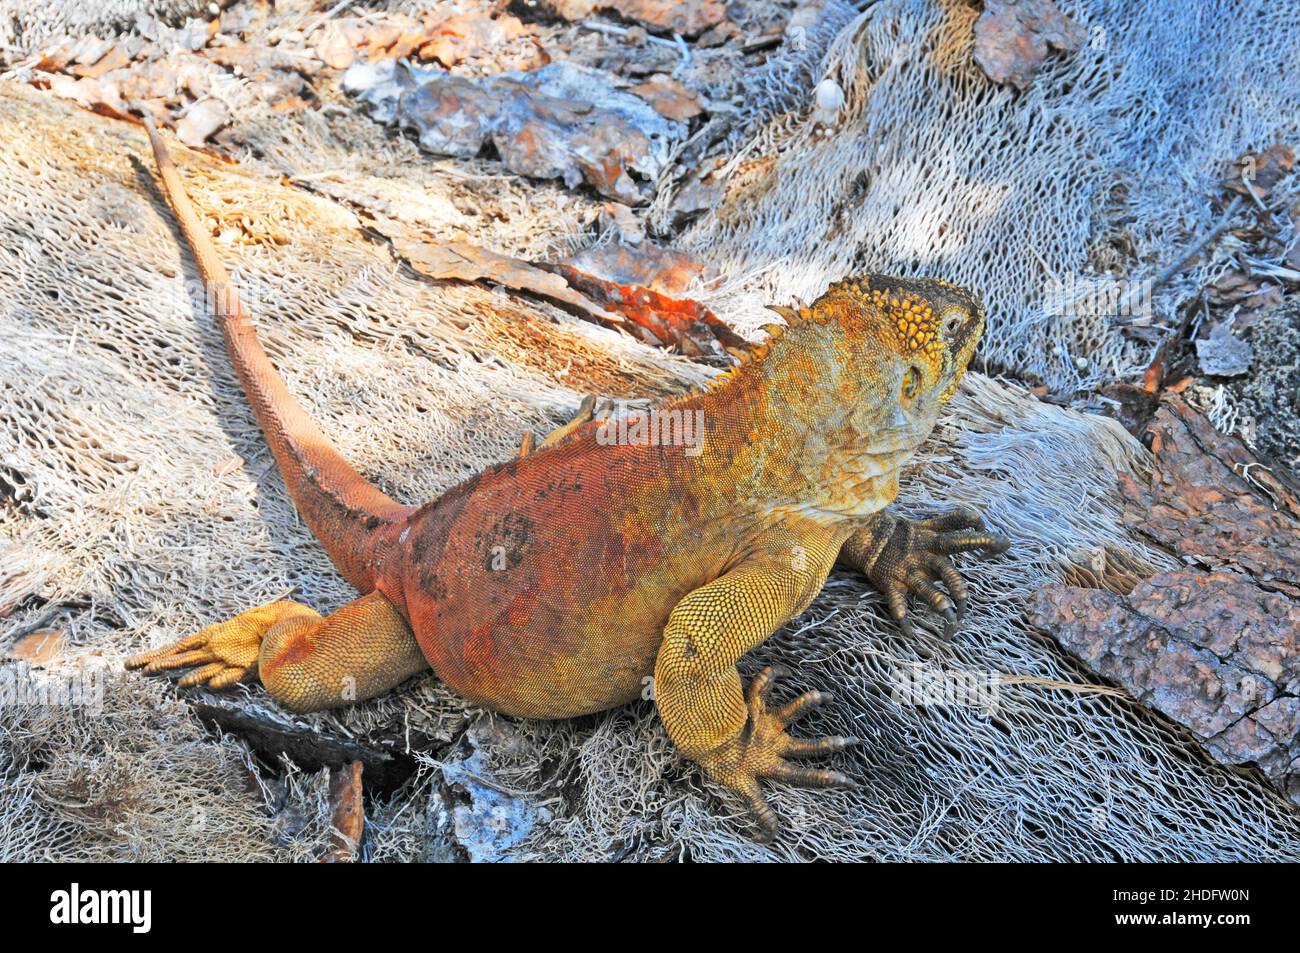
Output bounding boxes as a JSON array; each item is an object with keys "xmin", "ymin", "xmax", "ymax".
[{"xmin": 127, "ymin": 118, "xmax": 1009, "ymax": 838}]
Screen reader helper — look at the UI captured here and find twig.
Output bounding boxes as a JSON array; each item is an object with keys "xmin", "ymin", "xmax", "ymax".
[
  {"xmin": 580, "ymin": 20, "xmax": 681, "ymax": 51},
  {"xmin": 1241, "ymin": 169, "xmax": 1268, "ymax": 213},
  {"xmin": 670, "ymin": 32, "xmax": 691, "ymax": 79},
  {"xmin": 741, "ymin": 34, "xmax": 783, "ymax": 54},
  {"xmin": 1115, "ymin": 195, "xmax": 1245, "ymax": 322},
  {"xmin": 1154, "ymin": 196, "xmax": 1244, "ymax": 289},
  {"xmin": 304, "ymin": 0, "xmax": 358, "ymax": 38}
]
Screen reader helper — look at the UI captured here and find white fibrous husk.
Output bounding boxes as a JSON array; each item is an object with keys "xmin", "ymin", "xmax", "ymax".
[{"xmin": 3, "ymin": 0, "xmax": 1300, "ymax": 862}]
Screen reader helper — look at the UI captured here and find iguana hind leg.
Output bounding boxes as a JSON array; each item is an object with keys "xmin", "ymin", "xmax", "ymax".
[
  {"xmin": 126, "ymin": 591, "xmax": 428, "ymax": 713},
  {"xmin": 654, "ymin": 524, "xmax": 857, "ymax": 840},
  {"xmin": 518, "ymin": 394, "xmax": 598, "ymax": 457},
  {"xmin": 840, "ymin": 507, "xmax": 1010, "ymax": 638}
]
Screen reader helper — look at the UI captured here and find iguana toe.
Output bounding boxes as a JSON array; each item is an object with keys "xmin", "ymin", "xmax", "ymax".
[
  {"xmin": 126, "ymin": 600, "xmax": 319, "ymax": 691},
  {"xmin": 860, "ymin": 509, "xmax": 1010, "ymax": 639},
  {"xmin": 699, "ymin": 666, "xmax": 856, "ymax": 841}
]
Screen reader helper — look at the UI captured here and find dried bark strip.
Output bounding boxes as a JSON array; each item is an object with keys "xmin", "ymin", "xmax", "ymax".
[
  {"xmin": 324, "ymin": 760, "xmax": 365, "ymax": 862},
  {"xmin": 361, "ymin": 210, "xmax": 746, "ymax": 359},
  {"xmin": 1119, "ymin": 396, "xmax": 1300, "ymax": 597},
  {"xmin": 1035, "ymin": 396, "xmax": 1300, "ymax": 806},
  {"xmin": 1033, "ymin": 572, "xmax": 1300, "ymax": 806}
]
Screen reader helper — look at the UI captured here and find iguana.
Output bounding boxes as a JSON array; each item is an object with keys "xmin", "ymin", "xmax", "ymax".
[{"xmin": 127, "ymin": 115, "xmax": 1010, "ymax": 838}]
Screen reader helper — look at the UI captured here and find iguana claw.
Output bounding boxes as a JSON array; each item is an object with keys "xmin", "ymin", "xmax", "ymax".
[
  {"xmin": 698, "ymin": 666, "xmax": 857, "ymax": 842},
  {"xmin": 849, "ymin": 508, "xmax": 1010, "ymax": 639}
]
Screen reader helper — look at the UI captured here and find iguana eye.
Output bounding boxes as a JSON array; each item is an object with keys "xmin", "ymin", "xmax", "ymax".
[
  {"xmin": 940, "ymin": 307, "xmax": 966, "ymax": 336},
  {"xmin": 902, "ymin": 366, "xmax": 921, "ymax": 400}
]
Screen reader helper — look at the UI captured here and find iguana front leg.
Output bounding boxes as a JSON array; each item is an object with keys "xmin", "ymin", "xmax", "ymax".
[
  {"xmin": 840, "ymin": 508, "xmax": 1010, "ymax": 637},
  {"xmin": 654, "ymin": 523, "xmax": 856, "ymax": 839}
]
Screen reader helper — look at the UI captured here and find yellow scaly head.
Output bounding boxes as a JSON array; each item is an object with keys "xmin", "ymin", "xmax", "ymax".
[
  {"xmin": 702, "ymin": 271, "xmax": 982, "ymax": 517},
  {"xmin": 723, "ymin": 274, "xmax": 985, "ymax": 517},
  {"xmin": 807, "ymin": 273, "xmax": 984, "ymax": 403},
  {"xmin": 761, "ymin": 274, "xmax": 984, "ymax": 417}
]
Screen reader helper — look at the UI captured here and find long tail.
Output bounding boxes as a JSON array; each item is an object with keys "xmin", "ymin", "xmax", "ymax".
[{"xmin": 140, "ymin": 112, "xmax": 410, "ymax": 591}]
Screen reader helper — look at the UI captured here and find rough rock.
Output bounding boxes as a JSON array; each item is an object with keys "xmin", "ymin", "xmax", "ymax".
[
  {"xmin": 1118, "ymin": 397, "xmax": 1300, "ymax": 597},
  {"xmin": 1034, "ymin": 570, "xmax": 1300, "ymax": 806},
  {"xmin": 1233, "ymin": 300, "xmax": 1300, "ymax": 468},
  {"xmin": 1195, "ymin": 322, "xmax": 1254, "ymax": 377},
  {"xmin": 347, "ymin": 60, "xmax": 683, "ymax": 204},
  {"xmin": 440, "ymin": 720, "xmax": 552, "ymax": 863},
  {"xmin": 973, "ymin": 0, "xmax": 1084, "ymax": 92}
]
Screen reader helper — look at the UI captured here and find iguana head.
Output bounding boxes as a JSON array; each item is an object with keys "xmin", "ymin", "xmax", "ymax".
[
  {"xmin": 711, "ymin": 274, "xmax": 984, "ymax": 517},
  {"xmin": 797, "ymin": 274, "xmax": 985, "ymax": 407}
]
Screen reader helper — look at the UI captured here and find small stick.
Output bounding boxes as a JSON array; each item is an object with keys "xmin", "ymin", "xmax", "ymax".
[
  {"xmin": 580, "ymin": 20, "xmax": 682, "ymax": 51},
  {"xmin": 1113, "ymin": 195, "xmax": 1245, "ymax": 322},
  {"xmin": 304, "ymin": 0, "xmax": 358, "ymax": 38}
]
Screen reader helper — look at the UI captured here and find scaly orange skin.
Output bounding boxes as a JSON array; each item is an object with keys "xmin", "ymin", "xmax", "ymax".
[
  {"xmin": 379, "ymin": 278, "xmax": 980, "ymax": 719},
  {"xmin": 127, "ymin": 115, "xmax": 1010, "ymax": 837}
]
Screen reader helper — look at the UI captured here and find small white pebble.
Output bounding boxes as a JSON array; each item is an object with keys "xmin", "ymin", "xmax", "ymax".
[{"xmin": 812, "ymin": 78, "xmax": 845, "ymax": 125}]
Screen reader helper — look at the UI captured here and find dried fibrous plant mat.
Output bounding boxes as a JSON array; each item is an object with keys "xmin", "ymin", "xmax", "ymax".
[
  {"xmin": 4, "ymin": 84, "xmax": 1299, "ymax": 861},
  {"xmin": 4, "ymin": 0, "xmax": 1300, "ymax": 861}
]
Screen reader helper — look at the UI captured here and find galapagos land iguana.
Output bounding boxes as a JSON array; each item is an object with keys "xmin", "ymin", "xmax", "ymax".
[{"xmin": 127, "ymin": 115, "xmax": 1010, "ymax": 839}]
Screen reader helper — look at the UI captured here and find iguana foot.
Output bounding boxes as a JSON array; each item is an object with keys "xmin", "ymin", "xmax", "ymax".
[
  {"xmin": 700, "ymin": 666, "xmax": 857, "ymax": 841},
  {"xmin": 126, "ymin": 593, "xmax": 427, "ymax": 712},
  {"xmin": 126, "ymin": 600, "xmax": 316, "ymax": 689},
  {"xmin": 843, "ymin": 508, "xmax": 1010, "ymax": 638}
]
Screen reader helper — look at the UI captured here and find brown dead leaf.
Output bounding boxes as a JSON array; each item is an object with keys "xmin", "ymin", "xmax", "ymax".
[
  {"xmin": 697, "ymin": 21, "xmax": 743, "ymax": 48},
  {"xmin": 367, "ymin": 22, "xmax": 405, "ymax": 50},
  {"xmin": 70, "ymin": 35, "xmax": 114, "ymax": 67},
  {"xmin": 973, "ymin": 0, "xmax": 1084, "ymax": 92},
  {"xmin": 68, "ymin": 43, "xmax": 131, "ymax": 80},
  {"xmin": 204, "ymin": 41, "xmax": 309, "ymax": 80},
  {"xmin": 176, "ymin": 98, "xmax": 231, "ymax": 147},
  {"xmin": 313, "ymin": 10, "xmax": 531, "ymax": 71},
  {"xmin": 387, "ymin": 30, "xmax": 428, "ymax": 62},
  {"xmin": 404, "ymin": 240, "xmax": 624, "ymax": 322},
  {"xmin": 416, "ymin": 12, "xmax": 528, "ymax": 68},
  {"xmin": 315, "ymin": 23, "xmax": 356, "ymax": 70},
  {"xmin": 533, "ymin": 0, "xmax": 724, "ymax": 36},
  {"xmin": 34, "ymin": 36, "xmax": 78, "ymax": 72},
  {"xmin": 8, "ymin": 630, "xmax": 65, "ymax": 664},
  {"xmin": 670, "ymin": 169, "xmax": 727, "ymax": 223},
  {"xmin": 600, "ymin": 0, "xmax": 725, "ymax": 38},
  {"xmin": 595, "ymin": 202, "xmax": 645, "ymax": 244},
  {"xmin": 631, "ymin": 75, "xmax": 704, "ymax": 121},
  {"xmin": 1223, "ymin": 143, "xmax": 1295, "ymax": 202}
]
